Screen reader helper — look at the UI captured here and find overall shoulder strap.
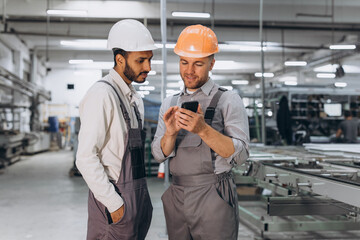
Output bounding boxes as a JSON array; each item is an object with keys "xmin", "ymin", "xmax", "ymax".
[
  {"xmin": 132, "ymin": 104, "xmax": 143, "ymax": 129},
  {"xmin": 204, "ymin": 87, "xmax": 227, "ymax": 125},
  {"xmin": 97, "ymin": 80, "xmax": 132, "ymax": 130}
]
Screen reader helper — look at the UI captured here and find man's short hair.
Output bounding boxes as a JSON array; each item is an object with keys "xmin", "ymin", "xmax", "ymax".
[
  {"xmin": 344, "ymin": 110, "xmax": 351, "ymax": 118},
  {"xmin": 113, "ymin": 48, "xmax": 128, "ymax": 67}
]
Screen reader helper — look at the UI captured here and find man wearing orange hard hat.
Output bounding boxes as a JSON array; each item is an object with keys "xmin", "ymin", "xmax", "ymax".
[{"xmin": 152, "ymin": 25, "xmax": 250, "ymax": 239}]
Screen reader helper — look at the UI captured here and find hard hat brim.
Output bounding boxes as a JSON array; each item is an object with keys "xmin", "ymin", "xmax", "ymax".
[{"xmin": 174, "ymin": 48, "xmax": 218, "ymax": 58}]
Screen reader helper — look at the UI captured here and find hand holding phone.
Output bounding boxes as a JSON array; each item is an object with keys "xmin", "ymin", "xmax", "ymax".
[{"xmin": 181, "ymin": 101, "xmax": 199, "ymax": 113}]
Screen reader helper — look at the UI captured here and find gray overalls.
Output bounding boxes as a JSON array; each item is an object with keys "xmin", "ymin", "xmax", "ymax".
[
  {"xmin": 162, "ymin": 86, "xmax": 239, "ymax": 240},
  {"xmin": 87, "ymin": 80, "xmax": 152, "ymax": 240}
]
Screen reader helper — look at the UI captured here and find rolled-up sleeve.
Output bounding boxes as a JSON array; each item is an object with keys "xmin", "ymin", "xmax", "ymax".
[
  {"xmin": 76, "ymin": 86, "xmax": 123, "ymax": 213},
  {"xmin": 151, "ymin": 97, "xmax": 176, "ymax": 162},
  {"xmin": 221, "ymin": 92, "xmax": 250, "ymax": 166}
]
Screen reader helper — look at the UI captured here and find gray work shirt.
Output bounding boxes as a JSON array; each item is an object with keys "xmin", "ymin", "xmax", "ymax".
[
  {"xmin": 151, "ymin": 79, "xmax": 250, "ymax": 174},
  {"xmin": 339, "ymin": 119, "xmax": 360, "ymax": 143}
]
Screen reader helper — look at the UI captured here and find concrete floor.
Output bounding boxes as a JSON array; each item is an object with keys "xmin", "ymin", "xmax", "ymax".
[{"xmin": 0, "ymin": 150, "xmax": 359, "ymax": 240}]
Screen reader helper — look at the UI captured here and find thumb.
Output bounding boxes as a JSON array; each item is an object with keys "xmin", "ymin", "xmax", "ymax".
[{"xmin": 197, "ymin": 104, "xmax": 203, "ymax": 115}]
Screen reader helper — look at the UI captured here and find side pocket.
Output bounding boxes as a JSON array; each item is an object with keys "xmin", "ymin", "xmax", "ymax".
[
  {"xmin": 213, "ymin": 183, "xmax": 235, "ymax": 209},
  {"xmin": 105, "ymin": 201, "xmax": 127, "ymax": 225}
]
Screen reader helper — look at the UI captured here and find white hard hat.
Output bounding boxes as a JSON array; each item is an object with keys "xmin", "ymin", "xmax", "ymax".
[{"xmin": 107, "ymin": 19, "xmax": 157, "ymax": 51}]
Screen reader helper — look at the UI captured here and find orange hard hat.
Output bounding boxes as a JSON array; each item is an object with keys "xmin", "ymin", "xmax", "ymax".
[{"xmin": 174, "ymin": 24, "xmax": 219, "ymax": 58}]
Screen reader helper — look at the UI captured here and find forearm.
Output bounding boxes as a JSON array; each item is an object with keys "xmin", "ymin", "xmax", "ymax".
[
  {"xmin": 198, "ymin": 124, "xmax": 235, "ymax": 158},
  {"xmin": 76, "ymin": 153, "xmax": 123, "ymax": 212},
  {"xmin": 160, "ymin": 133, "xmax": 177, "ymax": 157},
  {"xmin": 336, "ymin": 129, "xmax": 342, "ymax": 138}
]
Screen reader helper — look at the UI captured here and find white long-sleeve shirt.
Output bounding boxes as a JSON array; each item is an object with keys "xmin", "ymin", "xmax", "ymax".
[{"xmin": 76, "ymin": 69, "xmax": 144, "ymax": 213}]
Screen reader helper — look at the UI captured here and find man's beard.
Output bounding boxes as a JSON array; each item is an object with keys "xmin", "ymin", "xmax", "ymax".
[
  {"xmin": 181, "ymin": 74, "xmax": 209, "ymax": 89},
  {"xmin": 123, "ymin": 62, "xmax": 148, "ymax": 83}
]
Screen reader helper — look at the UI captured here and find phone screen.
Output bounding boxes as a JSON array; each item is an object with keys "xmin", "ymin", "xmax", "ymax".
[{"xmin": 181, "ymin": 101, "xmax": 199, "ymax": 113}]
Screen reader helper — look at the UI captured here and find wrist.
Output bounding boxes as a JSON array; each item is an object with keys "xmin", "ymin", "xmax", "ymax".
[
  {"xmin": 164, "ymin": 131, "xmax": 178, "ymax": 137},
  {"xmin": 197, "ymin": 123, "xmax": 210, "ymax": 138}
]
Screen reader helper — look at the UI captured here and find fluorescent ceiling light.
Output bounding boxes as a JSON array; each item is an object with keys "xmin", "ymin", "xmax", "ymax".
[
  {"xmin": 91, "ymin": 61, "xmax": 113, "ymax": 69},
  {"xmin": 329, "ymin": 45, "xmax": 356, "ymax": 50},
  {"xmin": 284, "ymin": 61, "xmax": 307, "ymax": 66},
  {"xmin": 218, "ymin": 44, "xmax": 266, "ymax": 52},
  {"xmin": 284, "ymin": 81, "xmax": 298, "ymax": 86},
  {"xmin": 314, "ymin": 64, "xmax": 360, "ymax": 73},
  {"xmin": 172, "ymin": 11, "xmax": 210, "ymax": 18},
  {"xmin": 334, "ymin": 82, "xmax": 347, "ymax": 88},
  {"xmin": 341, "ymin": 65, "xmax": 360, "ymax": 73},
  {"xmin": 139, "ymin": 86, "xmax": 155, "ymax": 91},
  {"xmin": 209, "ymin": 74, "xmax": 228, "ymax": 81},
  {"xmin": 47, "ymin": 9, "xmax": 87, "ymax": 16},
  {"xmin": 213, "ymin": 61, "xmax": 248, "ymax": 70},
  {"xmin": 255, "ymin": 84, "xmax": 260, "ymax": 89},
  {"xmin": 148, "ymin": 70, "xmax": 156, "ymax": 76},
  {"xmin": 69, "ymin": 59, "xmax": 93, "ymax": 64},
  {"xmin": 155, "ymin": 43, "xmax": 176, "ymax": 49},
  {"xmin": 216, "ymin": 60, "xmax": 236, "ymax": 64},
  {"xmin": 166, "ymin": 75, "xmax": 182, "ymax": 81},
  {"xmin": 220, "ymin": 41, "xmax": 278, "ymax": 52},
  {"xmin": 138, "ymin": 90, "xmax": 150, "ymax": 96},
  {"xmin": 218, "ymin": 44, "xmax": 243, "ymax": 51},
  {"xmin": 221, "ymin": 86, "xmax": 233, "ymax": 91},
  {"xmin": 239, "ymin": 46, "xmax": 267, "ymax": 52},
  {"xmin": 218, "ymin": 44, "xmax": 267, "ymax": 52},
  {"xmin": 314, "ymin": 64, "xmax": 338, "ymax": 72},
  {"xmin": 231, "ymin": 80, "xmax": 249, "ymax": 85},
  {"xmin": 61, "ymin": 39, "xmax": 107, "ymax": 49},
  {"xmin": 70, "ymin": 61, "xmax": 113, "ymax": 69},
  {"xmin": 316, "ymin": 73, "xmax": 336, "ymax": 78},
  {"xmin": 278, "ymin": 76, "xmax": 297, "ymax": 82},
  {"xmin": 151, "ymin": 60, "xmax": 163, "ymax": 64},
  {"xmin": 133, "ymin": 81, "xmax": 149, "ymax": 86},
  {"xmin": 255, "ymin": 72, "xmax": 274, "ymax": 78},
  {"xmin": 226, "ymin": 41, "xmax": 279, "ymax": 47}
]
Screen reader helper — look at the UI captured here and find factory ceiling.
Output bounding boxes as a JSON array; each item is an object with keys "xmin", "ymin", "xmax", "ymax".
[{"xmin": 1, "ymin": 0, "xmax": 360, "ymax": 101}]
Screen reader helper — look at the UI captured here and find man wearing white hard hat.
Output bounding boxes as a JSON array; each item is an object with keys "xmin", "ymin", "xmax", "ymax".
[{"xmin": 76, "ymin": 19, "xmax": 156, "ymax": 240}]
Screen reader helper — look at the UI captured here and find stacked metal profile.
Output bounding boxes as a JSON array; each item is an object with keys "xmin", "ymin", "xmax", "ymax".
[{"xmin": 234, "ymin": 145, "xmax": 360, "ymax": 238}]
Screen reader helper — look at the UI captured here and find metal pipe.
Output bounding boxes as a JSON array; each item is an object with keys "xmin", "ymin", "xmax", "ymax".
[
  {"xmin": 211, "ymin": 0, "xmax": 215, "ymax": 29},
  {"xmin": 30, "ymin": 49, "xmax": 37, "ymax": 84},
  {"xmin": 46, "ymin": 0, "xmax": 49, "ymax": 63},
  {"xmin": 160, "ymin": 0, "xmax": 169, "ymax": 190},
  {"xmin": 2, "ymin": 0, "xmax": 6, "ymax": 26},
  {"xmin": 259, "ymin": 0, "xmax": 266, "ymax": 144}
]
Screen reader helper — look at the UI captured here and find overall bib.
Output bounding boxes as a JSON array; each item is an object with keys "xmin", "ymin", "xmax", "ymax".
[
  {"xmin": 162, "ymin": 87, "xmax": 239, "ymax": 240},
  {"xmin": 87, "ymin": 80, "xmax": 153, "ymax": 240}
]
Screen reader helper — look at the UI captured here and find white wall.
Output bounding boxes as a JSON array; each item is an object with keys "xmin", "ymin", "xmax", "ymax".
[{"xmin": 44, "ymin": 69, "xmax": 102, "ymax": 116}]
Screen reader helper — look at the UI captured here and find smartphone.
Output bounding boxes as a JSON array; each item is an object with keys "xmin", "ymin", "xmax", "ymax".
[{"xmin": 181, "ymin": 101, "xmax": 199, "ymax": 113}]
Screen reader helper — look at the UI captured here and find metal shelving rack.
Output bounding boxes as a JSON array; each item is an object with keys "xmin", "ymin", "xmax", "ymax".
[{"xmin": 0, "ymin": 65, "xmax": 50, "ymax": 167}]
